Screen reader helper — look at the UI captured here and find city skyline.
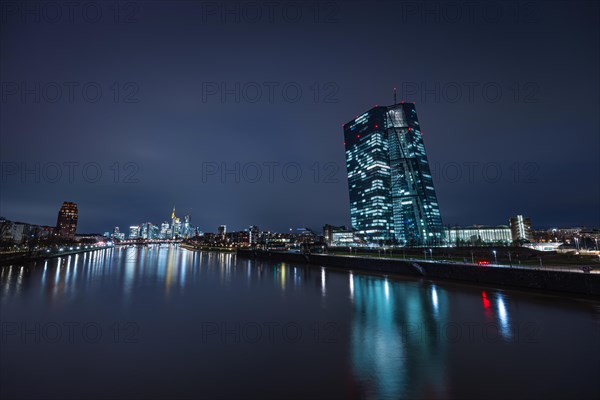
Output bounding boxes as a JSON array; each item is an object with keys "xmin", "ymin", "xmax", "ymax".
[
  {"xmin": 1, "ymin": 2, "xmax": 599, "ymax": 399},
  {"xmin": 3, "ymin": 198, "xmax": 598, "ymax": 250},
  {"xmin": 1, "ymin": 2, "xmax": 598, "ymax": 233},
  {"xmin": 3, "ymin": 200, "xmax": 598, "ymax": 238},
  {"xmin": 2, "ymin": 92, "xmax": 598, "ymax": 234}
]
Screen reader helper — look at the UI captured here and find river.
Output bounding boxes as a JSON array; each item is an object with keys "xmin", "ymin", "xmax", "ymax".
[{"xmin": 1, "ymin": 245, "xmax": 598, "ymax": 399}]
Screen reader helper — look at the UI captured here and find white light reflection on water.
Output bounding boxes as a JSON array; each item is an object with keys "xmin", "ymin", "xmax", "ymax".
[
  {"xmin": 72, "ymin": 254, "xmax": 79, "ymax": 283},
  {"xmin": 431, "ymin": 284, "xmax": 439, "ymax": 317},
  {"xmin": 496, "ymin": 293, "xmax": 512, "ymax": 339},
  {"xmin": 16, "ymin": 267, "xmax": 24, "ymax": 296},
  {"xmin": 219, "ymin": 252, "xmax": 233, "ymax": 286},
  {"xmin": 0, "ymin": 267, "xmax": 8, "ymax": 300},
  {"xmin": 124, "ymin": 248, "xmax": 138, "ymax": 300},
  {"xmin": 65, "ymin": 256, "xmax": 71, "ymax": 284},
  {"xmin": 293, "ymin": 267, "xmax": 300, "ymax": 286},
  {"xmin": 165, "ymin": 245, "xmax": 179, "ymax": 296},
  {"xmin": 384, "ymin": 278, "xmax": 390, "ymax": 301},
  {"xmin": 54, "ymin": 258, "xmax": 61, "ymax": 285},
  {"xmin": 180, "ymin": 249, "xmax": 188, "ymax": 290},
  {"xmin": 40, "ymin": 261, "xmax": 48, "ymax": 297}
]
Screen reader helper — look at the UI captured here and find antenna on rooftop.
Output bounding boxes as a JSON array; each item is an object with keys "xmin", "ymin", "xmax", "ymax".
[{"xmin": 393, "ymin": 87, "xmax": 397, "ymax": 105}]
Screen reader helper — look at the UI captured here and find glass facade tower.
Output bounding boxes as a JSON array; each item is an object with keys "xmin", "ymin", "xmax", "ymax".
[{"xmin": 344, "ymin": 103, "xmax": 443, "ymax": 246}]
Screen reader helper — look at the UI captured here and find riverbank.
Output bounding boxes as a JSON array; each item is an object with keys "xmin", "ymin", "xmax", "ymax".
[
  {"xmin": 0, "ymin": 245, "xmax": 114, "ymax": 266},
  {"xmin": 180, "ymin": 244, "xmax": 236, "ymax": 252},
  {"xmin": 237, "ymin": 249, "xmax": 600, "ymax": 296}
]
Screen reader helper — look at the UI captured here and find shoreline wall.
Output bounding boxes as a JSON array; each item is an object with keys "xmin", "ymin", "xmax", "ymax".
[
  {"xmin": 0, "ymin": 246, "xmax": 115, "ymax": 266},
  {"xmin": 237, "ymin": 249, "xmax": 600, "ymax": 297}
]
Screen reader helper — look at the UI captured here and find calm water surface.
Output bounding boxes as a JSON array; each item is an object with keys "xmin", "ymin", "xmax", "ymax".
[{"xmin": 1, "ymin": 246, "xmax": 599, "ymax": 399}]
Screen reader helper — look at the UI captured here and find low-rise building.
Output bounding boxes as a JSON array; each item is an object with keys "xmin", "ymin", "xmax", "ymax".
[{"xmin": 445, "ymin": 225, "xmax": 512, "ymax": 246}]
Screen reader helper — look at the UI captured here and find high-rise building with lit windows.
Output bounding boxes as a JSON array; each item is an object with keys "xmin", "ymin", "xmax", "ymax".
[
  {"xmin": 509, "ymin": 215, "xmax": 532, "ymax": 243},
  {"xmin": 249, "ymin": 225, "xmax": 260, "ymax": 245},
  {"xmin": 183, "ymin": 215, "xmax": 192, "ymax": 238},
  {"xmin": 343, "ymin": 102, "xmax": 443, "ymax": 246},
  {"xmin": 129, "ymin": 225, "xmax": 140, "ymax": 239},
  {"xmin": 171, "ymin": 207, "xmax": 182, "ymax": 238},
  {"xmin": 160, "ymin": 222, "xmax": 170, "ymax": 239},
  {"xmin": 56, "ymin": 201, "xmax": 78, "ymax": 239}
]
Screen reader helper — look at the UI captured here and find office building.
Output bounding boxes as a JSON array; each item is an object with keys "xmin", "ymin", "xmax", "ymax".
[
  {"xmin": 445, "ymin": 225, "xmax": 512, "ymax": 246},
  {"xmin": 344, "ymin": 102, "xmax": 443, "ymax": 246},
  {"xmin": 249, "ymin": 225, "xmax": 260, "ymax": 245},
  {"xmin": 129, "ymin": 225, "xmax": 140, "ymax": 239},
  {"xmin": 218, "ymin": 225, "xmax": 227, "ymax": 239},
  {"xmin": 510, "ymin": 215, "xmax": 532, "ymax": 243},
  {"xmin": 56, "ymin": 201, "xmax": 78, "ymax": 239},
  {"xmin": 323, "ymin": 224, "xmax": 348, "ymax": 246}
]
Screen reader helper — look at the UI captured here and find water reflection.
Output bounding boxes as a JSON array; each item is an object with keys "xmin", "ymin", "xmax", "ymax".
[
  {"xmin": 350, "ymin": 276, "xmax": 448, "ymax": 399},
  {"xmin": 1, "ymin": 246, "xmax": 206, "ymax": 305},
  {"xmin": 431, "ymin": 284, "xmax": 439, "ymax": 316},
  {"xmin": 481, "ymin": 290, "xmax": 512, "ymax": 340},
  {"xmin": 0, "ymin": 247, "xmax": 344, "ymax": 308},
  {"xmin": 496, "ymin": 294, "xmax": 511, "ymax": 339},
  {"xmin": 1, "ymin": 247, "xmax": 598, "ymax": 399}
]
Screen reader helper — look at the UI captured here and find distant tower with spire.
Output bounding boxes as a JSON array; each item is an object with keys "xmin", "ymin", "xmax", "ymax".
[{"xmin": 171, "ymin": 206, "xmax": 181, "ymax": 238}]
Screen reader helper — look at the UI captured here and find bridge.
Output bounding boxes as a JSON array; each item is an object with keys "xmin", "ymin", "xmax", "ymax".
[{"xmin": 116, "ymin": 239, "xmax": 184, "ymax": 246}]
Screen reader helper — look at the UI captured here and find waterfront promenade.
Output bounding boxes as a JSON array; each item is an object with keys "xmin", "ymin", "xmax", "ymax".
[
  {"xmin": 0, "ymin": 243, "xmax": 115, "ymax": 266},
  {"xmin": 237, "ymin": 249, "xmax": 600, "ymax": 296}
]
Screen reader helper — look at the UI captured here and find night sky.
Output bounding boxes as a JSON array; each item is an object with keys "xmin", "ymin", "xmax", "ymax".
[{"xmin": 1, "ymin": 0, "xmax": 598, "ymax": 233}]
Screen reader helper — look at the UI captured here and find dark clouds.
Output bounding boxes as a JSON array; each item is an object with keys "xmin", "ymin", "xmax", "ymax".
[{"xmin": 1, "ymin": 0, "xmax": 598, "ymax": 232}]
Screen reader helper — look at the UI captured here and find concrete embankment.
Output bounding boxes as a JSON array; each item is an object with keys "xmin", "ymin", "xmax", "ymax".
[
  {"xmin": 237, "ymin": 249, "xmax": 600, "ymax": 297},
  {"xmin": 0, "ymin": 246, "xmax": 114, "ymax": 266},
  {"xmin": 180, "ymin": 244, "xmax": 235, "ymax": 252}
]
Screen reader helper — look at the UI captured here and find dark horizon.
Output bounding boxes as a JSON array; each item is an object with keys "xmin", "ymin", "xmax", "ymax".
[{"xmin": 1, "ymin": 0, "xmax": 598, "ymax": 233}]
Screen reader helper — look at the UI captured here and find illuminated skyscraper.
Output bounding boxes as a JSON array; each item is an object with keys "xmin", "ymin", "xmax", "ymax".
[
  {"xmin": 129, "ymin": 225, "xmax": 140, "ymax": 239},
  {"xmin": 344, "ymin": 102, "xmax": 443, "ymax": 246},
  {"xmin": 140, "ymin": 222, "xmax": 158, "ymax": 239},
  {"xmin": 160, "ymin": 222, "xmax": 170, "ymax": 239},
  {"xmin": 249, "ymin": 225, "xmax": 259, "ymax": 246},
  {"xmin": 56, "ymin": 201, "xmax": 78, "ymax": 239},
  {"xmin": 113, "ymin": 226, "xmax": 125, "ymax": 240},
  {"xmin": 171, "ymin": 207, "xmax": 182, "ymax": 238},
  {"xmin": 183, "ymin": 215, "xmax": 192, "ymax": 238},
  {"xmin": 509, "ymin": 215, "xmax": 532, "ymax": 243}
]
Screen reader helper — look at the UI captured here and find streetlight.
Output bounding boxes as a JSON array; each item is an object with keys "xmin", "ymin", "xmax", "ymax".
[
  {"xmin": 508, "ymin": 251, "xmax": 512, "ymax": 267},
  {"xmin": 492, "ymin": 250, "xmax": 497, "ymax": 265},
  {"xmin": 429, "ymin": 248, "xmax": 433, "ymax": 260}
]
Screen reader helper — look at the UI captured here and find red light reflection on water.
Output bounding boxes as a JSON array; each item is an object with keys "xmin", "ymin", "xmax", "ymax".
[{"xmin": 481, "ymin": 291, "xmax": 491, "ymax": 309}]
